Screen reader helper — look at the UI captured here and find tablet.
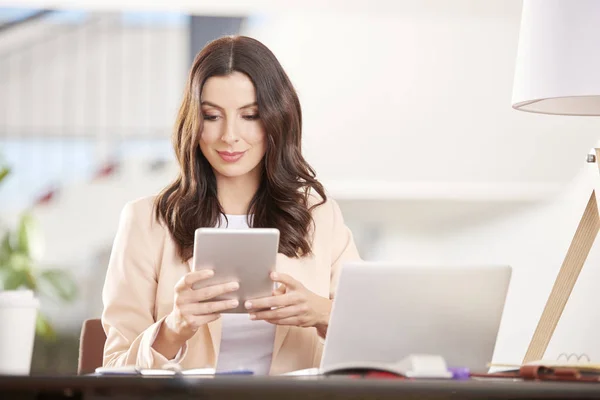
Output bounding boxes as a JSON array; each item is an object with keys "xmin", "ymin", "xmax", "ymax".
[{"xmin": 191, "ymin": 228, "xmax": 280, "ymax": 313}]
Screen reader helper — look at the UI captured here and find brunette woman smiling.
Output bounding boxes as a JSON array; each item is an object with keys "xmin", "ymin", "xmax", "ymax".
[{"xmin": 101, "ymin": 35, "xmax": 361, "ymax": 375}]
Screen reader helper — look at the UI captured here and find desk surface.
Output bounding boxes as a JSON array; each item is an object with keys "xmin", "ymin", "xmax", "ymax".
[{"xmin": 2, "ymin": 375, "xmax": 600, "ymax": 399}]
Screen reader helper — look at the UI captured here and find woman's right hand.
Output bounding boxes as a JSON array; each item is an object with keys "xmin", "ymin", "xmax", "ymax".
[{"xmin": 155, "ymin": 269, "xmax": 239, "ymax": 354}]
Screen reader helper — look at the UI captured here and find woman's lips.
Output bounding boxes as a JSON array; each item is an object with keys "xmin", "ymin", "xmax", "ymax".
[{"xmin": 217, "ymin": 150, "xmax": 246, "ymax": 162}]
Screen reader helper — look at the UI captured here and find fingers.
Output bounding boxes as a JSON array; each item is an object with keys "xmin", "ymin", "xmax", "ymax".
[
  {"xmin": 175, "ymin": 269, "xmax": 214, "ymax": 292},
  {"xmin": 272, "ymin": 284, "xmax": 286, "ymax": 296},
  {"xmin": 270, "ymin": 272, "xmax": 301, "ymax": 290},
  {"xmin": 188, "ymin": 281, "xmax": 239, "ymax": 302},
  {"xmin": 245, "ymin": 292, "xmax": 301, "ymax": 311},
  {"xmin": 263, "ymin": 316, "xmax": 303, "ymax": 326},
  {"xmin": 181, "ymin": 298, "xmax": 239, "ymax": 316},
  {"xmin": 250, "ymin": 304, "xmax": 307, "ymax": 321}
]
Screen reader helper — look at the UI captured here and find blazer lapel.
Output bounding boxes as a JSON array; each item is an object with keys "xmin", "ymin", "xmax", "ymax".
[{"xmin": 270, "ymin": 253, "xmax": 299, "ymax": 364}]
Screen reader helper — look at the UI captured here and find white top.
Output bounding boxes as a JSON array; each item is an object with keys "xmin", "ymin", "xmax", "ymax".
[{"xmin": 215, "ymin": 214, "xmax": 276, "ymax": 375}]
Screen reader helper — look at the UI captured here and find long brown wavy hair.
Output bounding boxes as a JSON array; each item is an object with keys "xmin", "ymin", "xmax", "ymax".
[{"xmin": 155, "ymin": 36, "xmax": 326, "ymax": 262}]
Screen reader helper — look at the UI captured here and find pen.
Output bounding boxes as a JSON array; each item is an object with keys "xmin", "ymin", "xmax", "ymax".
[
  {"xmin": 448, "ymin": 367, "xmax": 470, "ymax": 380},
  {"xmin": 216, "ymin": 369, "xmax": 254, "ymax": 375}
]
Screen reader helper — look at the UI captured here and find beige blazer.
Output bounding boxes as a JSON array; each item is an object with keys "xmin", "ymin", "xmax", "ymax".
[{"xmin": 101, "ymin": 194, "xmax": 361, "ymax": 375}]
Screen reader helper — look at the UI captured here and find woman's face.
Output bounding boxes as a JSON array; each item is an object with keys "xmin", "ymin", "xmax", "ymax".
[{"xmin": 199, "ymin": 71, "xmax": 266, "ymax": 180}]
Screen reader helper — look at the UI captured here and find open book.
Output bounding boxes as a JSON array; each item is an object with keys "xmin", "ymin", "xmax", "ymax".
[
  {"xmin": 282, "ymin": 355, "xmax": 453, "ymax": 378},
  {"xmin": 482, "ymin": 355, "xmax": 600, "ymax": 382},
  {"xmin": 94, "ymin": 366, "xmax": 253, "ymax": 376},
  {"xmin": 322, "ymin": 355, "xmax": 452, "ymax": 378},
  {"xmin": 527, "ymin": 360, "xmax": 600, "ymax": 373},
  {"xmin": 94, "ymin": 366, "xmax": 215, "ymax": 376},
  {"xmin": 491, "ymin": 358, "xmax": 600, "ymax": 374}
]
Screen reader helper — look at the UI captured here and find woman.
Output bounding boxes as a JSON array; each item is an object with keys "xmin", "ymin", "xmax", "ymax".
[{"xmin": 101, "ymin": 35, "xmax": 360, "ymax": 375}]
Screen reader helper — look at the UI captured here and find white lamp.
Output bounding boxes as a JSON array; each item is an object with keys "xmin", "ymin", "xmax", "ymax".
[
  {"xmin": 512, "ymin": 0, "xmax": 600, "ymax": 363},
  {"xmin": 513, "ymin": 0, "xmax": 600, "ymax": 116}
]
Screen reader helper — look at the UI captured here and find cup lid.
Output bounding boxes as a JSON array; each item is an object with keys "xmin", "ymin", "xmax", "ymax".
[{"xmin": 0, "ymin": 290, "xmax": 40, "ymax": 308}]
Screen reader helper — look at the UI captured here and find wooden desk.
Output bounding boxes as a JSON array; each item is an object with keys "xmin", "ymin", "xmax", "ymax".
[{"xmin": 2, "ymin": 375, "xmax": 600, "ymax": 399}]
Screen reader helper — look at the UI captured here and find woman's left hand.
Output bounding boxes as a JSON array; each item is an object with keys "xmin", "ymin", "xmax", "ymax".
[{"xmin": 244, "ymin": 272, "xmax": 332, "ymax": 338}]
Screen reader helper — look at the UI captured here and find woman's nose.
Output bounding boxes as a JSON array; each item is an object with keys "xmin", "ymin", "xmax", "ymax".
[{"xmin": 220, "ymin": 121, "xmax": 240, "ymax": 144}]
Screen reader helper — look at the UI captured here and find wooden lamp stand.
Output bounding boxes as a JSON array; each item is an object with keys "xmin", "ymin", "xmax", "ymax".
[{"xmin": 523, "ymin": 149, "xmax": 600, "ymax": 363}]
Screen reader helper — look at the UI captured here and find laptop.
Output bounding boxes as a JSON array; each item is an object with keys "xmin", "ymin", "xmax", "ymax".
[{"xmin": 320, "ymin": 262, "xmax": 512, "ymax": 374}]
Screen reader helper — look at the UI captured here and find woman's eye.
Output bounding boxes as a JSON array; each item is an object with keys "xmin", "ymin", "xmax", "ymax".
[
  {"xmin": 242, "ymin": 114, "xmax": 259, "ymax": 121},
  {"xmin": 203, "ymin": 115, "xmax": 219, "ymax": 121}
]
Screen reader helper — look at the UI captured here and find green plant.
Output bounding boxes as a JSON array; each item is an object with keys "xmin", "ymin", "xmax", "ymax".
[
  {"xmin": 0, "ymin": 163, "xmax": 77, "ymax": 340},
  {"xmin": 0, "ymin": 164, "xmax": 8, "ymax": 183}
]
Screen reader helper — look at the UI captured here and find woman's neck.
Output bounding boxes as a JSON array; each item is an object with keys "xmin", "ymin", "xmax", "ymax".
[{"xmin": 215, "ymin": 170, "xmax": 261, "ymax": 215}]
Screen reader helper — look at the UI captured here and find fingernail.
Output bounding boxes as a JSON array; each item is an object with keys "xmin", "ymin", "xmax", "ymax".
[
  {"xmin": 206, "ymin": 270, "xmax": 214, "ymax": 276},
  {"xmin": 245, "ymin": 301, "xmax": 252, "ymax": 309},
  {"xmin": 230, "ymin": 300, "xmax": 239, "ymax": 307},
  {"xmin": 229, "ymin": 282, "xmax": 239, "ymax": 290},
  {"xmin": 271, "ymin": 272, "xmax": 278, "ymax": 279},
  {"xmin": 249, "ymin": 314, "xmax": 256, "ymax": 320}
]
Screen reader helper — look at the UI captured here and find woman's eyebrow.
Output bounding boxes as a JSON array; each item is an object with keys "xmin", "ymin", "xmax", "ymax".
[{"xmin": 201, "ymin": 101, "xmax": 257, "ymax": 110}]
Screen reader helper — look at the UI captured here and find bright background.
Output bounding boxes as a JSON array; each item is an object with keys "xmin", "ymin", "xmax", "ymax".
[{"xmin": 1, "ymin": 0, "xmax": 600, "ymax": 373}]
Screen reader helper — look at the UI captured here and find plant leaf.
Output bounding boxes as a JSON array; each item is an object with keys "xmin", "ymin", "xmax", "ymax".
[
  {"xmin": 2, "ymin": 268, "xmax": 29, "ymax": 290},
  {"xmin": 35, "ymin": 313, "xmax": 56, "ymax": 341},
  {"xmin": 8, "ymin": 252, "xmax": 30, "ymax": 271},
  {"xmin": 0, "ymin": 232, "xmax": 11, "ymax": 266},
  {"xmin": 24, "ymin": 269, "xmax": 37, "ymax": 290},
  {"xmin": 0, "ymin": 165, "xmax": 9, "ymax": 185},
  {"xmin": 16, "ymin": 213, "xmax": 44, "ymax": 261},
  {"xmin": 0, "ymin": 253, "xmax": 37, "ymax": 290},
  {"xmin": 37, "ymin": 269, "xmax": 77, "ymax": 302}
]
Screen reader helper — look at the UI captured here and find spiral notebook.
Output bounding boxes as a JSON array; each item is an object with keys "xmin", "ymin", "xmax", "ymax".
[{"xmin": 525, "ymin": 356, "xmax": 600, "ymax": 375}]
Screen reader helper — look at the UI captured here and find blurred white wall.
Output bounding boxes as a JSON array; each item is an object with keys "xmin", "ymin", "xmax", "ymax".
[{"xmin": 242, "ymin": 3, "xmax": 600, "ymax": 191}]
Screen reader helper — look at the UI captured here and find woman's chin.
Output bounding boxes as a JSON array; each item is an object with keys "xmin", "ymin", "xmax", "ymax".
[{"xmin": 213, "ymin": 165, "xmax": 254, "ymax": 179}]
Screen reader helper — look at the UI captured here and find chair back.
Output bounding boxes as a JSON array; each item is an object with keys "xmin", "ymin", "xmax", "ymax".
[{"xmin": 78, "ymin": 318, "xmax": 106, "ymax": 375}]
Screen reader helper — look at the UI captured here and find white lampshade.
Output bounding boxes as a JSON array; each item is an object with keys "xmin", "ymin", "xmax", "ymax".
[{"xmin": 512, "ymin": 0, "xmax": 600, "ymax": 116}]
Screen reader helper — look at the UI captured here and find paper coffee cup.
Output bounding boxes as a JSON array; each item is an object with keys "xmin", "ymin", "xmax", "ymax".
[{"xmin": 0, "ymin": 290, "xmax": 40, "ymax": 375}]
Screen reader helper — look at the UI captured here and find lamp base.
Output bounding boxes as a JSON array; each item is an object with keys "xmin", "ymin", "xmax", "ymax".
[{"xmin": 523, "ymin": 148, "xmax": 600, "ymax": 363}]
